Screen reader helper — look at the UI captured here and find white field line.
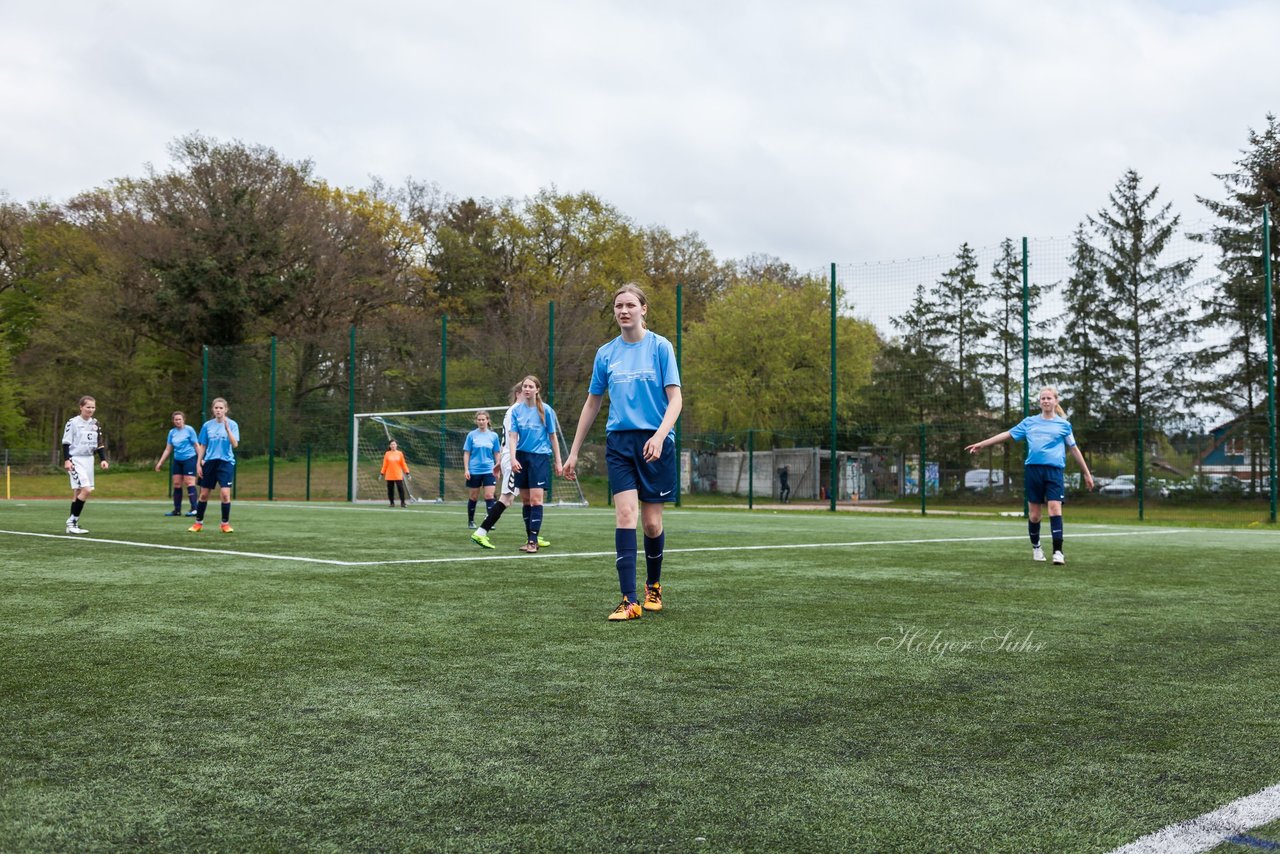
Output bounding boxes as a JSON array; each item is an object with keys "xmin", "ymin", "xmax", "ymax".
[
  {"xmin": 0, "ymin": 528, "xmax": 1177, "ymax": 568},
  {"xmin": 1108, "ymin": 783, "xmax": 1280, "ymax": 854}
]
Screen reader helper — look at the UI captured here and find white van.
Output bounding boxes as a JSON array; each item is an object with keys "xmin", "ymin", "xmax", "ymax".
[{"xmin": 964, "ymin": 469, "xmax": 1005, "ymax": 491}]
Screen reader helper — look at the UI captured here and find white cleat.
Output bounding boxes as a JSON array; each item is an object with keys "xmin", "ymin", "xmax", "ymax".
[
  {"xmin": 66, "ymin": 524, "xmax": 88, "ymax": 534},
  {"xmin": 1032, "ymin": 546, "xmax": 1046, "ymax": 562},
  {"xmin": 1052, "ymin": 551, "xmax": 1066, "ymax": 565}
]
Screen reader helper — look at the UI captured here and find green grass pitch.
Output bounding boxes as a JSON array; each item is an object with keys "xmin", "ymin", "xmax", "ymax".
[{"xmin": 2, "ymin": 499, "xmax": 1279, "ymax": 851}]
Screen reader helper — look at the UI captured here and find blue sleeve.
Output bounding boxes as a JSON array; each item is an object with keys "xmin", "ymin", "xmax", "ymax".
[
  {"xmin": 659, "ymin": 337, "xmax": 680, "ymax": 387},
  {"xmin": 463, "ymin": 432, "xmax": 474, "ymax": 452},
  {"xmin": 547, "ymin": 406, "xmax": 559, "ymax": 436},
  {"xmin": 588, "ymin": 347, "xmax": 609, "ymax": 396},
  {"xmin": 229, "ymin": 420, "xmax": 240, "ymax": 442},
  {"xmin": 197, "ymin": 424, "xmax": 209, "ymax": 445},
  {"xmin": 1009, "ymin": 418, "xmax": 1028, "ymax": 442}
]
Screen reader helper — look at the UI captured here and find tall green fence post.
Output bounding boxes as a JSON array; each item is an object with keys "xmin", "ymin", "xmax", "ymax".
[
  {"xmin": 919, "ymin": 423, "xmax": 928, "ymax": 516},
  {"xmin": 748, "ymin": 429, "xmax": 754, "ymax": 510},
  {"xmin": 1022, "ymin": 237, "xmax": 1030, "ymax": 519},
  {"xmin": 829, "ymin": 263, "xmax": 838, "ymax": 512},
  {"xmin": 1262, "ymin": 204, "xmax": 1276, "ymax": 522},
  {"xmin": 268, "ymin": 335, "xmax": 276, "ymax": 501},
  {"xmin": 439, "ymin": 315, "xmax": 448, "ymax": 502},
  {"xmin": 547, "ymin": 301, "xmax": 555, "ymax": 408},
  {"xmin": 201, "ymin": 345, "xmax": 209, "ymax": 423},
  {"xmin": 347, "ymin": 325, "xmax": 356, "ymax": 502},
  {"xmin": 1137, "ymin": 415, "xmax": 1145, "ymax": 522},
  {"xmin": 675, "ymin": 284, "xmax": 683, "ymax": 507},
  {"xmin": 306, "ymin": 443, "xmax": 312, "ymax": 502}
]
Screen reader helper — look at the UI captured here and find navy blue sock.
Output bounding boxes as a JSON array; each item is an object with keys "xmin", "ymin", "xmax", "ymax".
[
  {"xmin": 644, "ymin": 531, "xmax": 665, "ymax": 587},
  {"xmin": 196, "ymin": 500, "xmax": 208, "ymax": 522},
  {"xmin": 188, "ymin": 485, "xmax": 198, "ymax": 510},
  {"xmin": 222, "ymin": 503, "xmax": 231, "ymax": 523},
  {"xmin": 1050, "ymin": 516, "xmax": 1063, "ymax": 552},
  {"xmin": 467, "ymin": 499, "xmax": 477, "ymax": 523},
  {"xmin": 1028, "ymin": 521, "xmax": 1041, "ymax": 547},
  {"xmin": 616, "ymin": 528, "xmax": 638, "ymax": 603},
  {"xmin": 485, "ymin": 498, "xmax": 496, "ymax": 514},
  {"xmin": 172, "ymin": 487, "xmax": 183, "ymax": 512},
  {"xmin": 523, "ymin": 503, "xmax": 531, "ymax": 538},
  {"xmin": 529, "ymin": 505, "xmax": 543, "ymax": 540}
]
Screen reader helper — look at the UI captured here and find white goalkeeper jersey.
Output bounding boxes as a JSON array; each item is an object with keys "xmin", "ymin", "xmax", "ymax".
[
  {"xmin": 62, "ymin": 416, "xmax": 103, "ymax": 457},
  {"xmin": 500, "ymin": 404, "xmax": 517, "ymax": 455}
]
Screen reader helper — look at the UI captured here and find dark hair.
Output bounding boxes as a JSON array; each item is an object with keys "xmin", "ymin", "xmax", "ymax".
[{"xmin": 77, "ymin": 395, "xmax": 95, "ymax": 407}]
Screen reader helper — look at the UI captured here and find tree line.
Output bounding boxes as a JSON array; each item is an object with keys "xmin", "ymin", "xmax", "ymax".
[{"xmin": 1, "ymin": 116, "xmax": 1277, "ymax": 468}]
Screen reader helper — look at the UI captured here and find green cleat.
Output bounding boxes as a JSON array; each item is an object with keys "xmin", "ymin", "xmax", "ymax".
[
  {"xmin": 537, "ymin": 535, "xmax": 551, "ymax": 548},
  {"xmin": 470, "ymin": 531, "xmax": 495, "ymax": 550}
]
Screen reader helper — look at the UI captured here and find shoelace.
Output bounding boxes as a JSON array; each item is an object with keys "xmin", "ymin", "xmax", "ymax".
[{"xmin": 645, "ymin": 587, "xmax": 660, "ymax": 602}]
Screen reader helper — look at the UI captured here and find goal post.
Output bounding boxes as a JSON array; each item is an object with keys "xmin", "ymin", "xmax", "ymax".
[{"xmin": 351, "ymin": 407, "xmax": 589, "ymax": 506}]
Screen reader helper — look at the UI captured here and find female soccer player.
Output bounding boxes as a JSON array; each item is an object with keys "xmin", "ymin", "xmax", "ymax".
[
  {"xmin": 379, "ymin": 439, "xmax": 411, "ymax": 508},
  {"xmin": 61, "ymin": 395, "xmax": 109, "ymax": 534},
  {"xmin": 462, "ymin": 410, "xmax": 501, "ymax": 528},
  {"xmin": 155, "ymin": 411, "xmax": 199, "ymax": 516},
  {"xmin": 189, "ymin": 398, "xmax": 240, "ymax": 534},
  {"xmin": 471, "ymin": 383, "xmax": 548, "ymax": 549},
  {"xmin": 966, "ymin": 386, "xmax": 1094, "ymax": 565},
  {"xmin": 508, "ymin": 375, "xmax": 562, "ymax": 553},
  {"xmin": 564, "ymin": 284, "xmax": 682, "ymax": 621}
]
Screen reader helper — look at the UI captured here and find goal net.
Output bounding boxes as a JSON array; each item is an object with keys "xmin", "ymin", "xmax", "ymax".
[{"xmin": 352, "ymin": 407, "xmax": 589, "ymax": 506}]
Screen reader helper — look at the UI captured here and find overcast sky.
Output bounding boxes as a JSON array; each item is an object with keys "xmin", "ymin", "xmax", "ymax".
[{"xmin": 2, "ymin": 0, "xmax": 1276, "ymax": 269}]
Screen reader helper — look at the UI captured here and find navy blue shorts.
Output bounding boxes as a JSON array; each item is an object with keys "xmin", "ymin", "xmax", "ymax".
[
  {"xmin": 607, "ymin": 430, "xmax": 676, "ymax": 503},
  {"xmin": 1025, "ymin": 464, "xmax": 1065, "ymax": 504},
  {"xmin": 199, "ymin": 459, "xmax": 236, "ymax": 490},
  {"xmin": 514, "ymin": 452, "xmax": 551, "ymax": 491},
  {"xmin": 466, "ymin": 473, "xmax": 497, "ymax": 489},
  {"xmin": 170, "ymin": 456, "xmax": 197, "ymax": 477}
]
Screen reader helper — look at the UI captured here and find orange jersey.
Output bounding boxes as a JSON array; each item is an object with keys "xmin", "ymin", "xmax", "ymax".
[{"xmin": 381, "ymin": 450, "xmax": 410, "ymax": 480}]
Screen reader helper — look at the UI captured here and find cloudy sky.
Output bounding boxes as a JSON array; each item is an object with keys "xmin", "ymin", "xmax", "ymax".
[{"xmin": 2, "ymin": 0, "xmax": 1275, "ymax": 268}]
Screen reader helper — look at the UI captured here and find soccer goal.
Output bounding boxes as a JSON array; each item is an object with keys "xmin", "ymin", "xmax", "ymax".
[{"xmin": 352, "ymin": 407, "xmax": 589, "ymax": 506}]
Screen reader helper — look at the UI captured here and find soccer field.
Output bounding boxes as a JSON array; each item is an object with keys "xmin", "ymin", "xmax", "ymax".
[{"xmin": 2, "ymin": 499, "xmax": 1279, "ymax": 852}]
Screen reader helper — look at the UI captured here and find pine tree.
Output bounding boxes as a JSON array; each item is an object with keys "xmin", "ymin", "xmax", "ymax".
[
  {"xmin": 1088, "ymin": 170, "xmax": 1198, "ymax": 434},
  {"xmin": 1191, "ymin": 114, "xmax": 1280, "ymax": 493},
  {"xmin": 1054, "ymin": 224, "xmax": 1113, "ymax": 440},
  {"xmin": 926, "ymin": 242, "xmax": 991, "ymax": 416}
]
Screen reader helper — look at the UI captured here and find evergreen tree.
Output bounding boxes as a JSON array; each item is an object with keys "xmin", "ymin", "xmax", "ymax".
[
  {"xmin": 1192, "ymin": 114, "xmax": 1280, "ymax": 492},
  {"xmin": 1088, "ymin": 169, "xmax": 1198, "ymax": 433},
  {"xmin": 926, "ymin": 243, "xmax": 991, "ymax": 416},
  {"xmin": 1053, "ymin": 224, "xmax": 1113, "ymax": 441}
]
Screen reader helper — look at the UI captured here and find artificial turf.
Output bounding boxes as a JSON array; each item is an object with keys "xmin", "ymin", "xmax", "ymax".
[{"xmin": 2, "ymin": 499, "xmax": 1278, "ymax": 852}]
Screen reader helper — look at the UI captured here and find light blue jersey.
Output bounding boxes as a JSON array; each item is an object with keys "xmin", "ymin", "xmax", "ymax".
[
  {"xmin": 463, "ymin": 428, "xmax": 501, "ymax": 474},
  {"xmin": 1009, "ymin": 415, "xmax": 1076, "ymax": 467},
  {"xmin": 510, "ymin": 403, "xmax": 558, "ymax": 455},
  {"xmin": 198, "ymin": 418, "xmax": 240, "ymax": 463},
  {"xmin": 167, "ymin": 425, "xmax": 199, "ymax": 461},
  {"xmin": 589, "ymin": 330, "xmax": 681, "ymax": 435}
]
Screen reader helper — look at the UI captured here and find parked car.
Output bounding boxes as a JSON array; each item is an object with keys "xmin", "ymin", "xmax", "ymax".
[
  {"xmin": 964, "ymin": 469, "xmax": 1005, "ymax": 491},
  {"xmin": 1091, "ymin": 476, "xmax": 1114, "ymax": 491},
  {"xmin": 1098, "ymin": 474, "xmax": 1136, "ymax": 497}
]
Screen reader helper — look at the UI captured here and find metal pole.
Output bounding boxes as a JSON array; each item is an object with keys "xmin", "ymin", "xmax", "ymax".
[
  {"xmin": 547, "ymin": 301, "xmax": 555, "ymax": 408},
  {"xmin": 748, "ymin": 429, "xmax": 754, "ymax": 510},
  {"xmin": 1262, "ymin": 204, "xmax": 1276, "ymax": 523},
  {"xmin": 919, "ymin": 423, "xmax": 927, "ymax": 516},
  {"xmin": 1137, "ymin": 415, "xmax": 1145, "ymax": 522},
  {"xmin": 829, "ymin": 263, "xmax": 838, "ymax": 512},
  {"xmin": 347, "ymin": 325, "xmax": 356, "ymax": 502},
  {"xmin": 306, "ymin": 443, "xmax": 312, "ymax": 502},
  {"xmin": 675, "ymin": 284, "xmax": 683, "ymax": 507},
  {"xmin": 201, "ymin": 345, "xmax": 209, "ymax": 423},
  {"xmin": 439, "ymin": 315, "xmax": 448, "ymax": 502},
  {"xmin": 268, "ymin": 336, "xmax": 276, "ymax": 501},
  {"xmin": 1022, "ymin": 237, "xmax": 1030, "ymax": 519}
]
